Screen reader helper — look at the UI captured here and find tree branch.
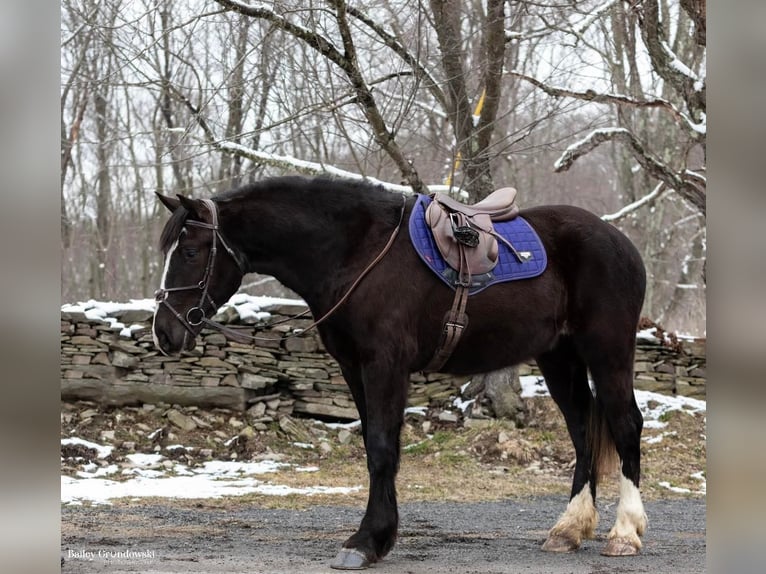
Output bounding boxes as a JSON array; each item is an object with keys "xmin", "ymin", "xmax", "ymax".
[
  {"xmin": 509, "ymin": 70, "xmax": 692, "ymax": 132},
  {"xmin": 344, "ymin": 4, "xmax": 447, "ymax": 110},
  {"xmin": 172, "ymin": 84, "xmax": 448, "ymax": 195},
  {"xmin": 601, "ymin": 182, "xmax": 666, "ymax": 222},
  {"xmin": 634, "ymin": 0, "xmax": 705, "ymax": 118},
  {"xmin": 554, "ymin": 127, "xmax": 705, "ymax": 216}
]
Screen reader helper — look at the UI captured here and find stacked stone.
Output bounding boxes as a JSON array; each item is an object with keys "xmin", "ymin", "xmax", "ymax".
[
  {"xmin": 632, "ymin": 336, "xmax": 706, "ymax": 398},
  {"xmin": 61, "ymin": 302, "xmax": 706, "ymax": 421}
]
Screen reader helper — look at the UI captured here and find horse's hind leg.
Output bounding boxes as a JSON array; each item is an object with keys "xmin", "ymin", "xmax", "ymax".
[
  {"xmin": 536, "ymin": 337, "xmax": 599, "ymax": 552},
  {"xmin": 583, "ymin": 335, "xmax": 647, "ymax": 556}
]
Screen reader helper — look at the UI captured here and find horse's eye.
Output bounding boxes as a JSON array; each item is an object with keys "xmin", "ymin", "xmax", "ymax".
[{"xmin": 182, "ymin": 247, "xmax": 198, "ymax": 259}]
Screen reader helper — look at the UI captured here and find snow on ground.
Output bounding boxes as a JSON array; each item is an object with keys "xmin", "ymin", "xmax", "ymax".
[{"xmin": 61, "ymin": 450, "xmax": 361, "ymax": 506}]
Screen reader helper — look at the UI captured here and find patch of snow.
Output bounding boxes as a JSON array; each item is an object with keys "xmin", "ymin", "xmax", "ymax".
[
  {"xmin": 62, "ymin": 454, "xmax": 359, "ymax": 505},
  {"xmin": 404, "ymin": 406, "xmax": 428, "ymax": 417},
  {"xmin": 126, "ymin": 453, "xmax": 164, "ymax": 467},
  {"xmin": 520, "ymin": 375, "xmax": 548, "ymax": 398},
  {"xmin": 452, "ymin": 396, "xmax": 475, "ymax": 413},
  {"xmin": 291, "ymin": 442, "xmax": 314, "ymax": 450},
  {"xmin": 642, "ymin": 431, "xmax": 677, "ymax": 444},
  {"xmin": 691, "ymin": 471, "xmax": 706, "ymax": 494},
  {"xmin": 518, "ymin": 376, "xmax": 705, "ymax": 430},
  {"xmin": 61, "ymin": 437, "xmax": 114, "ymax": 459},
  {"xmin": 147, "ymin": 428, "xmax": 164, "ymax": 440},
  {"xmin": 76, "ymin": 464, "xmax": 119, "ymax": 478},
  {"xmin": 194, "ymin": 460, "xmax": 288, "ymax": 476},
  {"xmin": 61, "ymin": 473, "xmax": 361, "ymax": 504},
  {"xmin": 634, "ymin": 389, "xmax": 705, "ymax": 421},
  {"xmin": 658, "ymin": 481, "xmax": 692, "ymax": 494},
  {"xmin": 318, "ymin": 419, "xmax": 362, "ymax": 430}
]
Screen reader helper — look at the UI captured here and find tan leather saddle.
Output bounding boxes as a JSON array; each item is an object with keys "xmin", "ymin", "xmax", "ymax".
[
  {"xmin": 423, "ymin": 187, "xmax": 520, "ymax": 372},
  {"xmin": 425, "ymin": 187, "xmax": 519, "ymax": 281}
]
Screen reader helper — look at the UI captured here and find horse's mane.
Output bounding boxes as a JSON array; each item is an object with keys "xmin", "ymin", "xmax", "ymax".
[
  {"xmin": 159, "ymin": 176, "xmax": 402, "ymax": 253},
  {"xmin": 215, "ymin": 175, "xmax": 393, "ymax": 204},
  {"xmin": 214, "ymin": 175, "xmax": 403, "ymax": 223}
]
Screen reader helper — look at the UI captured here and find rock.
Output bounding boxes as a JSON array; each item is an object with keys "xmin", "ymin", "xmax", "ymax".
[
  {"xmin": 111, "ymin": 351, "xmax": 138, "ymax": 369},
  {"xmin": 191, "ymin": 415, "xmax": 211, "ymax": 429},
  {"xmin": 497, "ymin": 431, "xmax": 510, "ymax": 444},
  {"xmin": 247, "ymin": 402, "xmax": 267, "ymax": 418},
  {"xmin": 319, "ymin": 442, "xmax": 333, "ymax": 454},
  {"xmin": 421, "ymin": 421, "xmax": 432, "ymax": 434},
  {"xmin": 199, "ymin": 448, "xmax": 214, "ymax": 458},
  {"xmin": 99, "ymin": 430, "xmax": 115, "ymax": 442},
  {"xmin": 239, "ymin": 426, "xmax": 257, "ymax": 439},
  {"xmin": 278, "ymin": 415, "xmax": 313, "ymax": 444},
  {"xmin": 220, "ymin": 374, "xmax": 240, "ymax": 387},
  {"xmin": 338, "ymin": 429, "xmax": 352, "ymax": 445},
  {"xmin": 166, "ymin": 409, "xmax": 197, "ymax": 432},
  {"xmin": 293, "ymin": 401, "xmax": 359, "ymax": 421},
  {"xmin": 463, "ymin": 418, "xmax": 492, "ymax": 430},
  {"xmin": 228, "ymin": 417, "xmax": 244, "ymax": 429},
  {"xmin": 113, "ymin": 309, "xmax": 154, "ymax": 323},
  {"xmin": 284, "ymin": 337, "xmax": 318, "ymax": 353},
  {"xmin": 122, "ymin": 441, "xmax": 136, "ymax": 451},
  {"xmin": 79, "ymin": 409, "xmax": 99, "ymax": 420},
  {"xmin": 437, "ymin": 411, "xmax": 459, "ymax": 423},
  {"xmin": 240, "ymin": 372, "xmax": 277, "ymax": 390}
]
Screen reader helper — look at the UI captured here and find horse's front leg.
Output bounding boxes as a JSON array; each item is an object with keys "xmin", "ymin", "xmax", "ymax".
[{"xmin": 331, "ymin": 363, "xmax": 409, "ymax": 570}]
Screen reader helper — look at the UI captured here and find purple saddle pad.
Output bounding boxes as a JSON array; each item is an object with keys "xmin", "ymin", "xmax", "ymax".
[{"xmin": 408, "ymin": 194, "xmax": 547, "ymax": 294}]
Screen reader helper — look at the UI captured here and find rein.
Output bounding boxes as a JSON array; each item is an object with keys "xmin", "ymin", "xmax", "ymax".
[{"xmin": 156, "ymin": 194, "xmax": 408, "ymax": 346}]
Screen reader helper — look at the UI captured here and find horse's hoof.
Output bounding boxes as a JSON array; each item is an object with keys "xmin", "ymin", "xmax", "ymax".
[
  {"xmin": 330, "ymin": 548, "xmax": 371, "ymax": 570},
  {"xmin": 542, "ymin": 534, "xmax": 579, "ymax": 553},
  {"xmin": 601, "ymin": 536, "xmax": 640, "ymax": 556}
]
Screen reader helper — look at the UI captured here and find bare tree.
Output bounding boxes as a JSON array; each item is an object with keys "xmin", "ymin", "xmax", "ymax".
[{"xmin": 60, "ymin": 0, "xmax": 705, "ymax": 335}]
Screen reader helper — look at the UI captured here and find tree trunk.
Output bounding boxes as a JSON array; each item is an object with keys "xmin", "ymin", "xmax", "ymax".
[{"xmin": 464, "ymin": 365, "xmax": 528, "ymax": 427}]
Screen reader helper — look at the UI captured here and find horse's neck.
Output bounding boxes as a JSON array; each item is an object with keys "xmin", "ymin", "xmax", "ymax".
[{"xmin": 224, "ymin": 195, "xmax": 380, "ymax": 308}]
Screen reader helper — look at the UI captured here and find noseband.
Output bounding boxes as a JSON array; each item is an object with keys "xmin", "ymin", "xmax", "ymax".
[{"xmin": 154, "ymin": 199, "xmax": 246, "ymax": 345}]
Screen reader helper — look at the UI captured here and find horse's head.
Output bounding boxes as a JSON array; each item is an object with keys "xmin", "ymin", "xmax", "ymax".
[{"xmin": 152, "ymin": 194, "xmax": 245, "ymax": 355}]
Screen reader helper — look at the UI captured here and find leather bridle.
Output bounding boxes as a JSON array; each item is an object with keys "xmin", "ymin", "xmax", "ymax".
[{"xmin": 154, "ymin": 198, "xmax": 247, "ymax": 348}]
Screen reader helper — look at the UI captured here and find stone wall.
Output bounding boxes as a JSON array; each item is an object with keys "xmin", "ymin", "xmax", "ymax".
[{"xmin": 61, "ymin": 300, "xmax": 705, "ymax": 421}]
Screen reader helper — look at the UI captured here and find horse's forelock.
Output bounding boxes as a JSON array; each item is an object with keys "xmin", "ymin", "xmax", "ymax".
[{"xmin": 159, "ymin": 207, "xmax": 189, "ymax": 255}]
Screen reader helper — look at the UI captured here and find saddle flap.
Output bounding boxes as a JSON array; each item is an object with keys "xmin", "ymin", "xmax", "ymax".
[{"xmin": 425, "ymin": 201, "xmax": 499, "ymax": 276}]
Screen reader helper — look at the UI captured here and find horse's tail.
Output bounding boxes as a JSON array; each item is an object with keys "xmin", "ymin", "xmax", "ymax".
[{"xmin": 587, "ymin": 393, "xmax": 620, "ymax": 484}]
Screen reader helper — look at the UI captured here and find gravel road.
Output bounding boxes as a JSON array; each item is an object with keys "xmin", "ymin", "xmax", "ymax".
[{"xmin": 61, "ymin": 496, "xmax": 705, "ymax": 573}]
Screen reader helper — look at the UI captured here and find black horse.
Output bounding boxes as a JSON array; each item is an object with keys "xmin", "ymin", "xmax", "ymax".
[{"xmin": 152, "ymin": 176, "xmax": 648, "ymax": 569}]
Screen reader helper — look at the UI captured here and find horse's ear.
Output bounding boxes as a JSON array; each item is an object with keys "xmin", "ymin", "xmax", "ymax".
[
  {"xmin": 156, "ymin": 193, "xmax": 181, "ymax": 213},
  {"xmin": 176, "ymin": 194, "xmax": 206, "ymax": 221}
]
